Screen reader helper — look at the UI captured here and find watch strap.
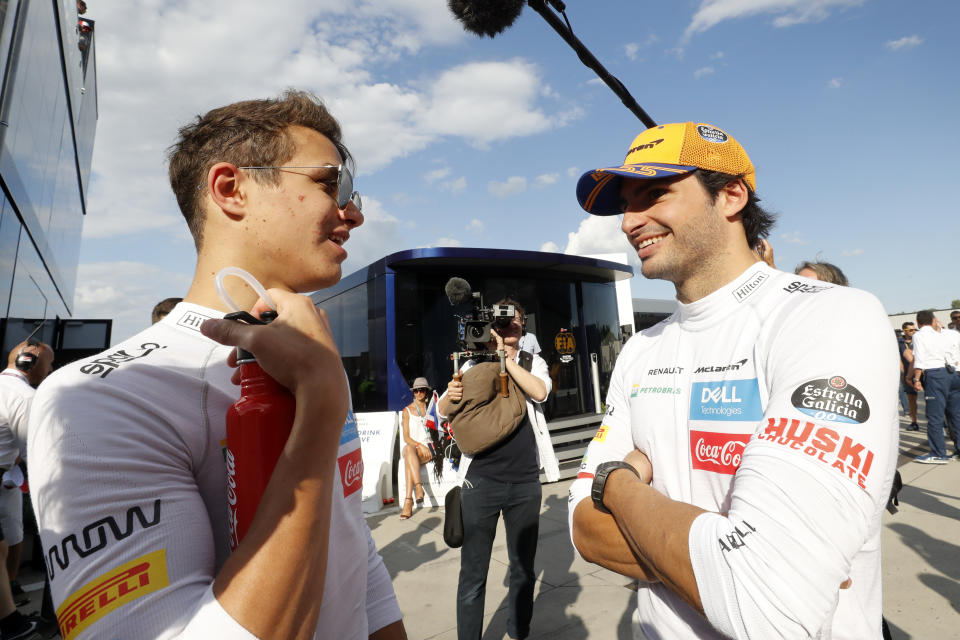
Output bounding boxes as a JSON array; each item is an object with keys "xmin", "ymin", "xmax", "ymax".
[{"xmin": 591, "ymin": 461, "xmax": 641, "ymax": 514}]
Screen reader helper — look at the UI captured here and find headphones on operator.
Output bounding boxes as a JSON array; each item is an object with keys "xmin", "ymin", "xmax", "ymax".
[{"xmin": 14, "ymin": 341, "xmax": 39, "ymax": 372}]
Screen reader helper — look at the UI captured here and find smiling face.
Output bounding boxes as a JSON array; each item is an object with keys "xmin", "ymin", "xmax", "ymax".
[
  {"xmin": 619, "ymin": 173, "xmax": 727, "ymax": 295},
  {"xmin": 242, "ymin": 125, "xmax": 363, "ymax": 293}
]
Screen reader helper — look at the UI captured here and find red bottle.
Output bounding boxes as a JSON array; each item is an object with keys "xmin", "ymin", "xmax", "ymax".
[{"xmin": 225, "ymin": 310, "xmax": 295, "ymax": 550}]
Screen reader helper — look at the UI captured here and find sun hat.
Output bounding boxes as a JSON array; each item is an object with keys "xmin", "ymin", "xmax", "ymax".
[
  {"xmin": 411, "ymin": 377, "xmax": 431, "ymax": 391},
  {"xmin": 576, "ymin": 122, "xmax": 755, "ymax": 216}
]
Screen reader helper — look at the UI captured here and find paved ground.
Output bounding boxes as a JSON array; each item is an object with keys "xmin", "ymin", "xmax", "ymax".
[{"xmin": 369, "ymin": 411, "xmax": 960, "ymax": 639}]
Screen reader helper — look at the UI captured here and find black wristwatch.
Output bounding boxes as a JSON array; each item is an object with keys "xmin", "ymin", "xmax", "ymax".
[{"xmin": 591, "ymin": 461, "xmax": 642, "ymax": 514}]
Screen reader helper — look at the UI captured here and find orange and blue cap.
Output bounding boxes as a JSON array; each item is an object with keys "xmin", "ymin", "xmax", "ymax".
[{"xmin": 576, "ymin": 122, "xmax": 756, "ymax": 215}]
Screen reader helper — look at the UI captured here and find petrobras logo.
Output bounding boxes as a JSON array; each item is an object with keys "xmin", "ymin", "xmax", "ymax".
[
  {"xmin": 758, "ymin": 417, "xmax": 877, "ymax": 490},
  {"xmin": 690, "ymin": 430, "xmax": 751, "ymax": 475},
  {"xmin": 340, "ymin": 408, "xmax": 359, "ymax": 446},
  {"xmin": 690, "ymin": 378, "xmax": 763, "ymax": 421},
  {"xmin": 225, "ymin": 448, "xmax": 239, "ymax": 550},
  {"xmin": 338, "ymin": 448, "xmax": 364, "ymax": 497}
]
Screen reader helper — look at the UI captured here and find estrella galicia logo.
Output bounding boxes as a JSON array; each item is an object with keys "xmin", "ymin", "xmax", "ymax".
[
  {"xmin": 791, "ymin": 376, "xmax": 870, "ymax": 424},
  {"xmin": 690, "ymin": 379, "xmax": 763, "ymax": 421},
  {"xmin": 340, "ymin": 408, "xmax": 359, "ymax": 445},
  {"xmin": 697, "ymin": 125, "xmax": 728, "ymax": 143}
]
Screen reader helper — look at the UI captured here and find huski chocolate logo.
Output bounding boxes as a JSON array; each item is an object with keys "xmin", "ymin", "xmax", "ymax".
[{"xmin": 791, "ymin": 376, "xmax": 870, "ymax": 424}]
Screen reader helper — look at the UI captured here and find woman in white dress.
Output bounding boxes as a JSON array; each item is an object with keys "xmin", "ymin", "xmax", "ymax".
[{"xmin": 400, "ymin": 377, "xmax": 433, "ymax": 519}]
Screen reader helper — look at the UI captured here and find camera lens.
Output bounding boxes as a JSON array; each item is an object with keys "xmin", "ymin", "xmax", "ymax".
[{"xmin": 494, "ymin": 316, "xmax": 512, "ymax": 328}]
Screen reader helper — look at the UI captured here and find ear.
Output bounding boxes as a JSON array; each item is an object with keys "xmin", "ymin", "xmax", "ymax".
[
  {"xmin": 717, "ymin": 178, "xmax": 749, "ymax": 222},
  {"xmin": 206, "ymin": 162, "xmax": 247, "ymax": 220}
]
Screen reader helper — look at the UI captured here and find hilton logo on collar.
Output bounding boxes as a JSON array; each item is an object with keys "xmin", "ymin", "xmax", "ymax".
[{"xmin": 732, "ymin": 272, "xmax": 768, "ymax": 303}]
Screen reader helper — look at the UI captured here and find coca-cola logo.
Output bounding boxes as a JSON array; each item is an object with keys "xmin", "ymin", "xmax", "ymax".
[
  {"xmin": 689, "ymin": 430, "xmax": 752, "ymax": 475},
  {"xmin": 338, "ymin": 449, "xmax": 364, "ymax": 498},
  {"xmin": 225, "ymin": 448, "xmax": 239, "ymax": 549},
  {"xmin": 695, "ymin": 438, "xmax": 745, "ymax": 467}
]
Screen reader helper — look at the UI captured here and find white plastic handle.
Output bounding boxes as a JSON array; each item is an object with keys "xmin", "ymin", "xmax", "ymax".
[{"xmin": 214, "ymin": 267, "xmax": 277, "ymax": 313}]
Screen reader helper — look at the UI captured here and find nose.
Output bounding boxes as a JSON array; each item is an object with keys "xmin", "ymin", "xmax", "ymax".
[
  {"xmin": 621, "ymin": 209, "xmax": 646, "ymax": 237},
  {"xmin": 340, "ymin": 200, "xmax": 364, "ymax": 228}
]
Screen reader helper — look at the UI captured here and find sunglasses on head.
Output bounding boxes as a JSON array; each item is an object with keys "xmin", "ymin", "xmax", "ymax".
[{"xmin": 238, "ymin": 164, "xmax": 361, "ymax": 210}]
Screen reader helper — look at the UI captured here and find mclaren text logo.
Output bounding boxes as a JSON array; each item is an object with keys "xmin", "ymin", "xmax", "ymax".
[
  {"xmin": 690, "ymin": 431, "xmax": 751, "ymax": 475},
  {"xmin": 57, "ymin": 549, "xmax": 169, "ymax": 640},
  {"xmin": 79, "ymin": 343, "xmax": 166, "ymax": 378},
  {"xmin": 759, "ymin": 417, "xmax": 876, "ymax": 490},
  {"xmin": 694, "ymin": 359, "xmax": 748, "ymax": 374},
  {"xmin": 627, "ymin": 138, "xmax": 664, "ymax": 154},
  {"xmin": 47, "ymin": 500, "xmax": 162, "ymax": 581}
]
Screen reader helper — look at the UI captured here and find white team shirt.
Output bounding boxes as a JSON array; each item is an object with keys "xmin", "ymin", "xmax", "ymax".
[
  {"xmin": 28, "ymin": 302, "xmax": 401, "ymax": 640},
  {"xmin": 911, "ymin": 325, "xmax": 950, "ymax": 370},
  {"xmin": 569, "ymin": 263, "xmax": 898, "ymax": 639},
  {"xmin": 0, "ymin": 368, "xmax": 31, "ymax": 467}
]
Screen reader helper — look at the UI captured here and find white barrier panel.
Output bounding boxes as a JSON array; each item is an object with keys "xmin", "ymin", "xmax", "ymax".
[{"xmin": 357, "ymin": 411, "xmax": 398, "ymax": 514}]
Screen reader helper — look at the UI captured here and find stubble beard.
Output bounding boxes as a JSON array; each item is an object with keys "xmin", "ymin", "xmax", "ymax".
[{"xmin": 640, "ymin": 202, "xmax": 725, "ymax": 294}]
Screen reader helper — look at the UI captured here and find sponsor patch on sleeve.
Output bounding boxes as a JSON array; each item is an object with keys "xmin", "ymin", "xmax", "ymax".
[
  {"xmin": 790, "ymin": 376, "xmax": 870, "ymax": 424},
  {"xmin": 757, "ymin": 417, "xmax": 876, "ymax": 490},
  {"xmin": 57, "ymin": 549, "xmax": 169, "ymax": 640},
  {"xmin": 576, "ymin": 453, "xmax": 593, "ymax": 480},
  {"xmin": 593, "ymin": 426, "xmax": 609, "ymax": 443}
]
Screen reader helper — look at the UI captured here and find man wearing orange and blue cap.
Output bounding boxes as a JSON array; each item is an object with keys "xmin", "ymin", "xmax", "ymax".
[{"xmin": 568, "ymin": 122, "xmax": 899, "ymax": 639}]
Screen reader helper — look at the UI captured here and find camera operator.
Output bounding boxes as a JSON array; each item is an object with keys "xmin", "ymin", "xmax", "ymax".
[{"xmin": 438, "ymin": 298, "xmax": 558, "ymax": 640}]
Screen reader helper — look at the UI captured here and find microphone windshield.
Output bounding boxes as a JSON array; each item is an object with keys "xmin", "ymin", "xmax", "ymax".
[
  {"xmin": 444, "ymin": 277, "xmax": 473, "ymax": 305},
  {"xmin": 448, "ymin": 0, "xmax": 525, "ymax": 37}
]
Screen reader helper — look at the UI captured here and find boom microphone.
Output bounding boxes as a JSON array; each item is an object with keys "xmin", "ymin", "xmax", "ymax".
[
  {"xmin": 448, "ymin": 0, "xmax": 524, "ymax": 37},
  {"xmin": 446, "ymin": 0, "xmax": 656, "ymax": 128},
  {"xmin": 445, "ymin": 277, "xmax": 473, "ymax": 306}
]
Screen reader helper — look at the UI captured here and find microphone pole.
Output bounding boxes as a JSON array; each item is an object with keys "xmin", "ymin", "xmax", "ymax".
[{"xmin": 526, "ymin": 0, "xmax": 657, "ymax": 128}]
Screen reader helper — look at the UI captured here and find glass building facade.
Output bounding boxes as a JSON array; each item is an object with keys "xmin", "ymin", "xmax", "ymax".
[{"xmin": 0, "ymin": 0, "xmax": 101, "ymax": 359}]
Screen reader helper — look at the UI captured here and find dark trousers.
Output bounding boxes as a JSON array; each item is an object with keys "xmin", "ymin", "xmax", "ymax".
[
  {"xmin": 457, "ymin": 475, "xmax": 541, "ymax": 640},
  {"xmin": 922, "ymin": 368, "xmax": 959, "ymax": 457}
]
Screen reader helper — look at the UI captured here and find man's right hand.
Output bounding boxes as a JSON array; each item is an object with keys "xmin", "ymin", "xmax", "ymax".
[
  {"xmin": 446, "ymin": 376, "xmax": 464, "ymax": 403},
  {"xmin": 201, "ymin": 289, "xmax": 349, "ymax": 425}
]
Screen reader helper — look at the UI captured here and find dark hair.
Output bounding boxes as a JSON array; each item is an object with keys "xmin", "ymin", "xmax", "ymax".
[
  {"xmin": 167, "ymin": 89, "xmax": 351, "ymax": 249},
  {"xmin": 795, "ymin": 261, "xmax": 849, "ymax": 286},
  {"xmin": 151, "ymin": 297, "xmax": 183, "ymax": 324},
  {"xmin": 901, "ymin": 321, "xmax": 915, "ymax": 331},
  {"xmin": 694, "ymin": 169, "xmax": 775, "ymax": 248},
  {"xmin": 916, "ymin": 309, "xmax": 934, "ymax": 326}
]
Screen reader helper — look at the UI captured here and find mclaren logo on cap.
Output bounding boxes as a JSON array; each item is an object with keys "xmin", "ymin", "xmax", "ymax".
[
  {"xmin": 697, "ymin": 125, "xmax": 728, "ymax": 143},
  {"xmin": 627, "ymin": 138, "xmax": 664, "ymax": 155}
]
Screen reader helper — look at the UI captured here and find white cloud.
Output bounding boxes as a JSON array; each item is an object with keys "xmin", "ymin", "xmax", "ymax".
[
  {"xmin": 80, "ymin": 4, "xmax": 572, "ymax": 242},
  {"xmin": 560, "ymin": 216, "xmax": 637, "ymax": 267},
  {"xmin": 827, "ymin": 77, "xmax": 843, "ymax": 88},
  {"xmin": 417, "ymin": 59, "xmax": 564, "ymax": 147},
  {"xmin": 566, "ymin": 167, "xmax": 580, "ymax": 178},
  {"xmin": 885, "ymin": 35, "xmax": 923, "ymax": 51},
  {"xmin": 625, "ymin": 43, "xmax": 642, "ymax": 61},
  {"xmin": 780, "ymin": 230, "xmax": 806, "ymax": 244},
  {"xmin": 710, "ymin": 51, "xmax": 725, "ymax": 59},
  {"xmin": 488, "ymin": 176, "xmax": 527, "ymax": 198},
  {"xmin": 73, "ymin": 262, "xmax": 193, "ymax": 345},
  {"xmin": 694, "ymin": 66, "xmax": 715, "ymax": 79},
  {"xmin": 586, "ymin": 77, "xmax": 604, "ymax": 86},
  {"xmin": 424, "ymin": 167, "xmax": 451, "ymax": 183},
  {"xmin": 466, "ymin": 219, "xmax": 485, "ymax": 234},
  {"xmin": 540, "ymin": 241, "xmax": 561, "ymax": 253},
  {"xmin": 423, "ymin": 237, "xmax": 462, "ymax": 248},
  {"xmin": 534, "ymin": 173, "xmax": 560, "ymax": 188},
  {"xmin": 440, "ymin": 176, "xmax": 468, "ymax": 193},
  {"xmin": 841, "ymin": 248, "xmax": 865, "ymax": 256},
  {"xmin": 685, "ymin": 0, "xmax": 865, "ymax": 39}
]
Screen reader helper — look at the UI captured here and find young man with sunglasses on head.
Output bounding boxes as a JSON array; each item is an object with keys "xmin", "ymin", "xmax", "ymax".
[
  {"xmin": 27, "ymin": 91, "xmax": 405, "ymax": 639},
  {"xmin": 568, "ymin": 122, "xmax": 899, "ymax": 639}
]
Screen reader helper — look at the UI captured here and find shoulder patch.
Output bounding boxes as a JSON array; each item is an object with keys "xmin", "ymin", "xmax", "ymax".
[{"xmin": 790, "ymin": 376, "xmax": 870, "ymax": 424}]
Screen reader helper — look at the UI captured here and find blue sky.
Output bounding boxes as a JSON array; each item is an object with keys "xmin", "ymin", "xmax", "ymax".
[{"xmin": 73, "ymin": 0, "xmax": 960, "ymax": 343}]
